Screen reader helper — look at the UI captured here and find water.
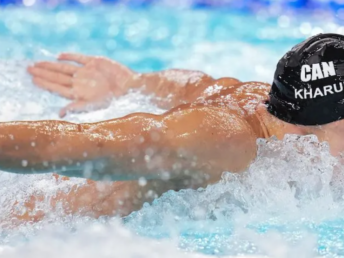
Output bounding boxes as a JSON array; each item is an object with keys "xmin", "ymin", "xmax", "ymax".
[{"xmin": 0, "ymin": 5, "xmax": 344, "ymax": 258}]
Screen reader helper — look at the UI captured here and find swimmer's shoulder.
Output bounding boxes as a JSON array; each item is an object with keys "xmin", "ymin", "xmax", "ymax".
[
  {"xmin": 184, "ymin": 76, "xmax": 270, "ymax": 138},
  {"xmin": 203, "ymin": 79, "xmax": 270, "ymax": 108},
  {"xmin": 215, "ymin": 79, "xmax": 270, "ymax": 98},
  {"xmin": 199, "ymin": 79, "xmax": 271, "ymax": 138}
]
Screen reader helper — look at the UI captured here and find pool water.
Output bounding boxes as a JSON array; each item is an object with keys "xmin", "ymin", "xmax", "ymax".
[{"xmin": 1, "ymin": 5, "xmax": 344, "ymax": 258}]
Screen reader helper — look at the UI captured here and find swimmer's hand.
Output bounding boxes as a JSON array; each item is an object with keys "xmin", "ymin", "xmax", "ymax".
[{"xmin": 27, "ymin": 53, "xmax": 134, "ymax": 118}]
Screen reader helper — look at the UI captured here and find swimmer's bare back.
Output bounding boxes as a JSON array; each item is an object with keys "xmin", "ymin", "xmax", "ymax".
[{"xmin": 2, "ymin": 53, "xmax": 270, "ymax": 223}]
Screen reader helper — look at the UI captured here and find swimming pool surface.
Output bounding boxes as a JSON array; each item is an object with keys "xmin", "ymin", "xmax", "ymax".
[{"xmin": 1, "ymin": 5, "xmax": 344, "ymax": 258}]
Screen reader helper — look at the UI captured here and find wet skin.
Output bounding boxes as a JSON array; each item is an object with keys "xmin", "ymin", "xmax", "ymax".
[{"xmin": 2, "ymin": 53, "xmax": 342, "ymax": 224}]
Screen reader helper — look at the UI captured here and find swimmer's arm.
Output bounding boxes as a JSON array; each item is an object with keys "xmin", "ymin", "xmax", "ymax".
[
  {"xmin": 123, "ymin": 70, "xmax": 241, "ymax": 109},
  {"xmin": 0, "ymin": 107, "xmax": 256, "ymax": 183},
  {"xmin": 29, "ymin": 54, "xmax": 241, "ymax": 111}
]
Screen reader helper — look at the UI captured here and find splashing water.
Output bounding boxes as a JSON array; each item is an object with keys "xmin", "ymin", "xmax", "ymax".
[
  {"xmin": 124, "ymin": 135, "xmax": 344, "ymax": 257},
  {"xmin": 0, "ymin": 129, "xmax": 341, "ymax": 258}
]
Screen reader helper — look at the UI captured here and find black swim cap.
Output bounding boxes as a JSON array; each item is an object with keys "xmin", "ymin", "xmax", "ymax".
[{"xmin": 267, "ymin": 33, "xmax": 344, "ymax": 125}]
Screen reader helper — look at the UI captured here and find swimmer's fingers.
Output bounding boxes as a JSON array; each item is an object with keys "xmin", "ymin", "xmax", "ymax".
[
  {"xmin": 33, "ymin": 62, "xmax": 78, "ymax": 76},
  {"xmin": 28, "ymin": 66, "xmax": 73, "ymax": 87},
  {"xmin": 58, "ymin": 53, "xmax": 94, "ymax": 65},
  {"xmin": 59, "ymin": 101, "xmax": 90, "ymax": 118},
  {"xmin": 33, "ymin": 77, "xmax": 74, "ymax": 99}
]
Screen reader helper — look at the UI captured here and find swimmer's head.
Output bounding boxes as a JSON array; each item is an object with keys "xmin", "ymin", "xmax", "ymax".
[{"xmin": 267, "ymin": 33, "xmax": 344, "ymax": 126}]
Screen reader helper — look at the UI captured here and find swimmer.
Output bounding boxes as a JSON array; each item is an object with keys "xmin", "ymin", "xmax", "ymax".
[{"xmin": 3, "ymin": 33, "xmax": 344, "ymax": 223}]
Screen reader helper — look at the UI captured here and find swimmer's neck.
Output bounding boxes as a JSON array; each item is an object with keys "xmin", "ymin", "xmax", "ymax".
[
  {"xmin": 255, "ymin": 103, "xmax": 343, "ymax": 157},
  {"xmin": 255, "ymin": 103, "xmax": 310, "ymax": 140}
]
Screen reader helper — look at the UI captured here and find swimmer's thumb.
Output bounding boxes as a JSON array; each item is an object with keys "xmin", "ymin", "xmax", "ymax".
[{"xmin": 59, "ymin": 101, "xmax": 89, "ymax": 118}]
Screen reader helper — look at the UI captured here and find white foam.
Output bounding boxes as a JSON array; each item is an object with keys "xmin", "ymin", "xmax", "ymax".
[{"xmin": 0, "ymin": 218, "xmax": 267, "ymax": 258}]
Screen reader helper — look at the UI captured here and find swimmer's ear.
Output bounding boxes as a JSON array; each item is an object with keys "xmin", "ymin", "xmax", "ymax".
[{"xmin": 59, "ymin": 101, "xmax": 89, "ymax": 118}]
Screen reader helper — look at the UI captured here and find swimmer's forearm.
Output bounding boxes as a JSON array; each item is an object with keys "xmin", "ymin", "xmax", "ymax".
[
  {"xmin": 0, "ymin": 118, "xmax": 194, "ymax": 180},
  {"xmin": 0, "ymin": 121, "xmax": 90, "ymax": 174},
  {"xmin": 0, "ymin": 121, "xmax": 127, "ymax": 177},
  {"xmin": 123, "ymin": 70, "xmax": 215, "ymax": 109},
  {"xmin": 122, "ymin": 70, "xmax": 242, "ymax": 109},
  {"xmin": 0, "ymin": 118, "xmax": 173, "ymax": 179}
]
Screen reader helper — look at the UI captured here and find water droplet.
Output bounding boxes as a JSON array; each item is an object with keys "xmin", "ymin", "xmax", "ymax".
[
  {"xmin": 21, "ymin": 160, "xmax": 28, "ymax": 167},
  {"xmin": 138, "ymin": 177, "xmax": 147, "ymax": 186}
]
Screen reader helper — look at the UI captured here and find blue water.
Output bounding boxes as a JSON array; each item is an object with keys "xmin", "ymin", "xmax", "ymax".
[
  {"xmin": 1, "ymin": 6, "xmax": 344, "ymax": 258},
  {"xmin": 0, "ymin": 6, "xmax": 308, "ymax": 74}
]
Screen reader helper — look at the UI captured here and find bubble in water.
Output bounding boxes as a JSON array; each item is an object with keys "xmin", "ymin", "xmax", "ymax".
[
  {"xmin": 21, "ymin": 160, "xmax": 28, "ymax": 167},
  {"xmin": 138, "ymin": 177, "xmax": 147, "ymax": 186}
]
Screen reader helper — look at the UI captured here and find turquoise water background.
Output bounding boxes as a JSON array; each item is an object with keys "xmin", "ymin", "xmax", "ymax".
[{"xmin": 0, "ymin": 6, "xmax": 316, "ymax": 74}]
